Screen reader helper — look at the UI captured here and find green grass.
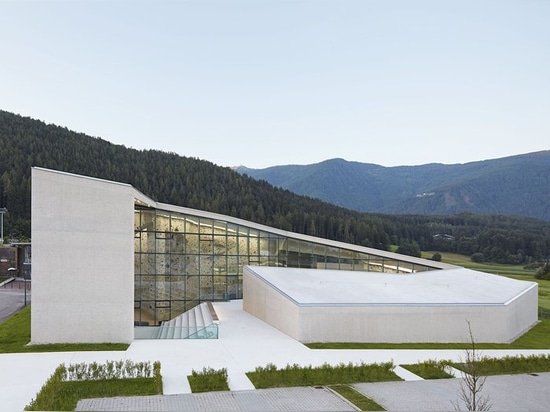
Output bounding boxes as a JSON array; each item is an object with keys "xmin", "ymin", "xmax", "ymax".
[
  {"xmin": 307, "ymin": 318, "xmax": 550, "ymax": 349},
  {"xmin": 25, "ymin": 361, "xmax": 163, "ymax": 411},
  {"xmin": 329, "ymin": 384, "xmax": 386, "ymax": 411},
  {"xmin": 0, "ymin": 306, "xmax": 129, "ymax": 353},
  {"xmin": 187, "ymin": 367, "xmax": 230, "ymax": 393},
  {"xmin": 26, "ymin": 377, "xmax": 160, "ymax": 411},
  {"xmin": 246, "ymin": 362, "xmax": 401, "ymax": 389},
  {"xmin": 400, "ymin": 360, "xmax": 453, "ymax": 379},
  {"xmin": 421, "ymin": 251, "xmax": 532, "ymax": 276},
  {"xmin": 451, "ymin": 353, "xmax": 550, "ymax": 376}
]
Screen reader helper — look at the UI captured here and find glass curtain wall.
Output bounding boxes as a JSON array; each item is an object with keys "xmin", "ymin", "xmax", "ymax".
[{"xmin": 134, "ymin": 206, "xmax": 436, "ymax": 326}]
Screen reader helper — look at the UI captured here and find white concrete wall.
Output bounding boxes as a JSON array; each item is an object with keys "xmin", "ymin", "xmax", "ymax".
[
  {"xmin": 503, "ymin": 284, "xmax": 539, "ymax": 341},
  {"xmin": 243, "ymin": 266, "xmax": 300, "ymax": 339},
  {"xmin": 31, "ymin": 168, "xmax": 135, "ymax": 343},
  {"xmin": 297, "ymin": 303, "xmax": 534, "ymax": 343}
]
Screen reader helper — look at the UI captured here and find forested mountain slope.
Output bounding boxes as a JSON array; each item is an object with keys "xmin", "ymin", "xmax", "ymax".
[
  {"xmin": 1, "ymin": 110, "xmax": 549, "ymax": 264},
  {"xmin": 236, "ymin": 153, "xmax": 550, "ymax": 221}
]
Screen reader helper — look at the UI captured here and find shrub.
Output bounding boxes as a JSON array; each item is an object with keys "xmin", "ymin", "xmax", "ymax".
[
  {"xmin": 535, "ymin": 262, "xmax": 550, "ymax": 280},
  {"xmin": 471, "ymin": 253, "xmax": 485, "ymax": 263},
  {"xmin": 246, "ymin": 361, "xmax": 401, "ymax": 389},
  {"xmin": 453, "ymin": 353, "xmax": 550, "ymax": 376},
  {"xmin": 24, "ymin": 360, "xmax": 162, "ymax": 411},
  {"xmin": 187, "ymin": 367, "xmax": 229, "ymax": 393},
  {"xmin": 401, "ymin": 359, "xmax": 453, "ymax": 379}
]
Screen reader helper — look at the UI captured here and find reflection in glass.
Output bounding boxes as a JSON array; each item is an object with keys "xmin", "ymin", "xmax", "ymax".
[{"xmin": 134, "ymin": 207, "xmax": 439, "ymax": 327}]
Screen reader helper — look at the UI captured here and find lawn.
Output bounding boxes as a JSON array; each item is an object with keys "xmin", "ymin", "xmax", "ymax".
[{"xmin": 0, "ymin": 306, "xmax": 128, "ymax": 353}]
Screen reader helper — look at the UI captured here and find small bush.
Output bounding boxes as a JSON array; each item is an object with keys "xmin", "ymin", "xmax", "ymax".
[
  {"xmin": 246, "ymin": 361, "xmax": 401, "ymax": 389},
  {"xmin": 187, "ymin": 367, "xmax": 229, "ymax": 393},
  {"xmin": 452, "ymin": 353, "xmax": 550, "ymax": 376},
  {"xmin": 401, "ymin": 359, "xmax": 453, "ymax": 379},
  {"xmin": 24, "ymin": 360, "xmax": 162, "ymax": 411},
  {"xmin": 535, "ymin": 263, "xmax": 550, "ymax": 280},
  {"xmin": 64, "ymin": 360, "xmax": 154, "ymax": 381}
]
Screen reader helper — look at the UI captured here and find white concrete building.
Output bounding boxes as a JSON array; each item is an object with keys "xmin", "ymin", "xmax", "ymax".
[
  {"xmin": 30, "ymin": 167, "xmax": 538, "ymax": 344},
  {"xmin": 243, "ymin": 266, "xmax": 538, "ymax": 343}
]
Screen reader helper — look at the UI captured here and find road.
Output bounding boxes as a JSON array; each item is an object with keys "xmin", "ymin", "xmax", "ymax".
[{"xmin": 0, "ymin": 279, "xmax": 31, "ymax": 323}]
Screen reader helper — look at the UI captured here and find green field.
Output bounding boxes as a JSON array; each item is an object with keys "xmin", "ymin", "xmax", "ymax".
[{"xmin": 422, "ymin": 251, "xmax": 550, "ymax": 311}]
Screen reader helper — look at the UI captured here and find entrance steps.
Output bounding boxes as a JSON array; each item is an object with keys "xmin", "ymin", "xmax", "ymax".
[{"xmin": 155, "ymin": 302, "xmax": 219, "ymax": 339}]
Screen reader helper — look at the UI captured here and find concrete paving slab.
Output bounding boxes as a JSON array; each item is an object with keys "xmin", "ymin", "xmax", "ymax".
[
  {"xmin": 76, "ymin": 387, "xmax": 359, "ymax": 411},
  {"xmin": 353, "ymin": 373, "xmax": 550, "ymax": 411}
]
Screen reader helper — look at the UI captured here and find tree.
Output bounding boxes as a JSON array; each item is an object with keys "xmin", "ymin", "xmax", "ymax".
[
  {"xmin": 396, "ymin": 240, "xmax": 421, "ymax": 258},
  {"xmin": 431, "ymin": 252, "xmax": 442, "ymax": 262},
  {"xmin": 454, "ymin": 321, "xmax": 491, "ymax": 411},
  {"xmin": 534, "ymin": 262, "xmax": 550, "ymax": 280},
  {"xmin": 470, "ymin": 253, "xmax": 485, "ymax": 263}
]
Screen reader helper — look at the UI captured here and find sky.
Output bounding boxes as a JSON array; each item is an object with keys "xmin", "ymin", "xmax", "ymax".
[{"xmin": 1, "ymin": 0, "xmax": 549, "ymax": 169}]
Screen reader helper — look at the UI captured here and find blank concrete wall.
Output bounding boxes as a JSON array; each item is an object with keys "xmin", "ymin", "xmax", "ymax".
[
  {"xmin": 297, "ymin": 286, "xmax": 537, "ymax": 343},
  {"xmin": 504, "ymin": 285, "xmax": 539, "ymax": 342},
  {"xmin": 243, "ymin": 266, "xmax": 300, "ymax": 339},
  {"xmin": 298, "ymin": 304, "xmax": 523, "ymax": 343},
  {"xmin": 31, "ymin": 168, "xmax": 135, "ymax": 343}
]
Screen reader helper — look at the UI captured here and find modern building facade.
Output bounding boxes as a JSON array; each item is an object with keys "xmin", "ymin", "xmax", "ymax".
[{"xmin": 30, "ymin": 167, "xmax": 537, "ymax": 344}]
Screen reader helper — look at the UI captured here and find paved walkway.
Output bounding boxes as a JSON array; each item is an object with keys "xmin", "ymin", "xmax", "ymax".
[
  {"xmin": 2, "ymin": 300, "xmax": 550, "ymax": 411},
  {"xmin": 76, "ymin": 386, "xmax": 359, "ymax": 411}
]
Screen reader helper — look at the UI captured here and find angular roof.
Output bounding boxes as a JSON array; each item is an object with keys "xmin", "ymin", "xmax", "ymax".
[{"xmin": 245, "ymin": 266, "xmax": 537, "ymax": 307}]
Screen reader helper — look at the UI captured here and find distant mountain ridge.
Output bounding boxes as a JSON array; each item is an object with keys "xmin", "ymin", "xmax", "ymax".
[{"xmin": 235, "ymin": 151, "xmax": 550, "ymax": 221}]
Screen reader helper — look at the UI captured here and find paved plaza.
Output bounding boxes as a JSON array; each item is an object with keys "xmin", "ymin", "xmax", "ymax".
[
  {"xmin": 75, "ymin": 373, "xmax": 550, "ymax": 411},
  {"xmin": 1, "ymin": 298, "xmax": 550, "ymax": 411}
]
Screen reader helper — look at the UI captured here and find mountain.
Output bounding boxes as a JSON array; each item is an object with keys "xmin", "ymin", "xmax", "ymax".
[
  {"xmin": 235, "ymin": 153, "xmax": 550, "ymax": 221},
  {"xmin": 2, "ymin": 109, "xmax": 550, "ymax": 264}
]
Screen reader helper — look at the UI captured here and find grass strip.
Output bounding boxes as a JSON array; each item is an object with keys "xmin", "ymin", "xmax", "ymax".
[
  {"xmin": 25, "ymin": 362, "xmax": 162, "ymax": 411},
  {"xmin": 187, "ymin": 367, "xmax": 230, "ymax": 393},
  {"xmin": 452, "ymin": 353, "xmax": 550, "ymax": 376},
  {"xmin": 400, "ymin": 360, "xmax": 453, "ymax": 379},
  {"xmin": 0, "ymin": 306, "xmax": 128, "ymax": 353},
  {"xmin": 306, "ymin": 319, "xmax": 550, "ymax": 350},
  {"xmin": 329, "ymin": 384, "xmax": 386, "ymax": 411},
  {"xmin": 246, "ymin": 361, "xmax": 401, "ymax": 389}
]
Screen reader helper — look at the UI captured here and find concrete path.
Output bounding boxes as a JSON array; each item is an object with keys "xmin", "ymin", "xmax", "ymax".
[{"xmin": 1, "ymin": 300, "xmax": 550, "ymax": 411}]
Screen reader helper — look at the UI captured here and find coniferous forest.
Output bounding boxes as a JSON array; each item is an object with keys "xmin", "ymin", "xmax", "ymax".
[{"xmin": 1, "ymin": 109, "xmax": 549, "ymax": 264}]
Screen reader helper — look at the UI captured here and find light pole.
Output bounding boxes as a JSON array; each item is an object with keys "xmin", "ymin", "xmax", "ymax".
[{"xmin": 0, "ymin": 207, "xmax": 6, "ymax": 244}]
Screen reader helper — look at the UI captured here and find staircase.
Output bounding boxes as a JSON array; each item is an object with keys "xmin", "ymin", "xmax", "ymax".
[{"xmin": 155, "ymin": 302, "xmax": 219, "ymax": 339}]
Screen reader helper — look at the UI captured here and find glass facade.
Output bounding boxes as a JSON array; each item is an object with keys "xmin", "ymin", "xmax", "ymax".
[{"xmin": 134, "ymin": 206, "xmax": 438, "ymax": 327}]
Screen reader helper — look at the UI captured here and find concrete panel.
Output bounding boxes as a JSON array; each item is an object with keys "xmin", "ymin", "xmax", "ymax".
[
  {"xmin": 298, "ymin": 305, "xmax": 511, "ymax": 343},
  {"xmin": 31, "ymin": 168, "xmax": 135, "ymax": 343},
  {"xmin": 243, "ymin": 266, "xmax": 300, "ymax": 339}
]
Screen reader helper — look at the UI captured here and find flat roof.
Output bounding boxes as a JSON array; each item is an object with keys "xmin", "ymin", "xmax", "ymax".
[{"xmin": 244, "ymin": 266, "xmax": 537, "ymax": 307}]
